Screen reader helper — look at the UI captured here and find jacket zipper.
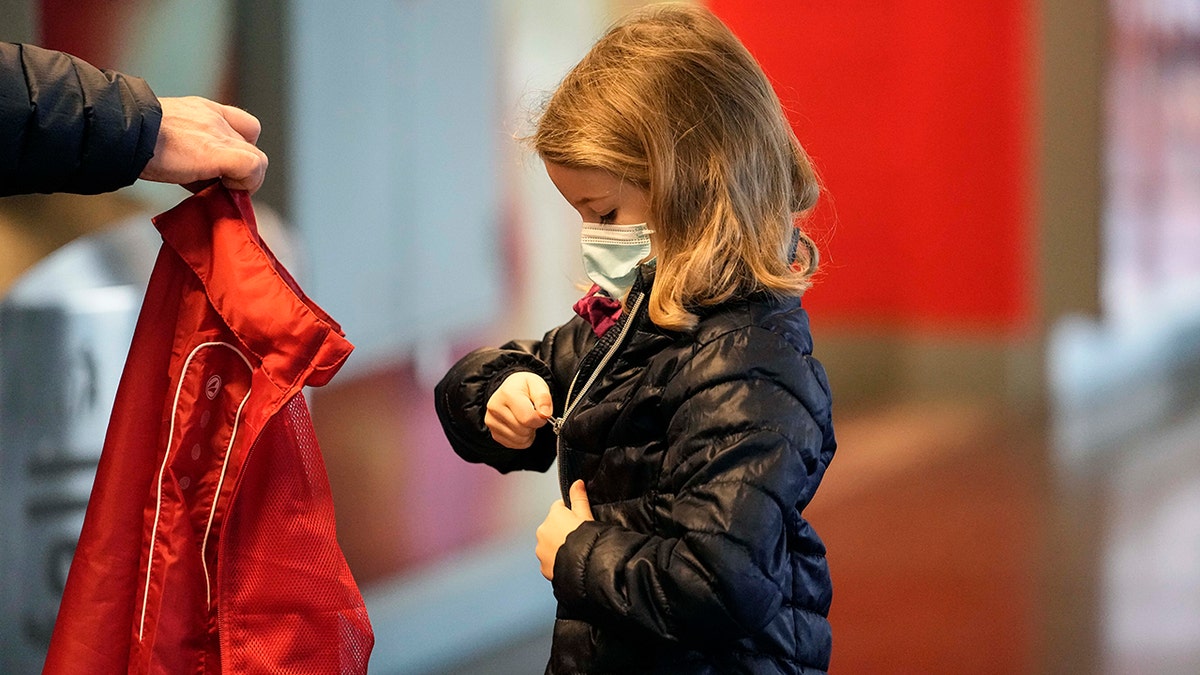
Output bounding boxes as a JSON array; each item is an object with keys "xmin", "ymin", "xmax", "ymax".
[{"xmin": 549, "ymin": 289, "xmax": 645, "ymax": 500}]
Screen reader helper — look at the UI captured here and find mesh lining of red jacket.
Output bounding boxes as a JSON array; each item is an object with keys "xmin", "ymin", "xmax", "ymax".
[{"xmin": 44, "ymin": 184, "xmax": 374, "ymax": 674}]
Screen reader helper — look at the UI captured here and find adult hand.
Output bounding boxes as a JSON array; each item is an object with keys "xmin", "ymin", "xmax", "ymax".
[
  {"xmin": 536, "ymin": 480, "xmax": 593, "ymax": 580},
  {"xmin": 485, "ymin": 371, "xmax": 553, "ymax": 449},
  {"xmin": 139, "ymin": 96, "xmax": 269, "ymax": 194}
]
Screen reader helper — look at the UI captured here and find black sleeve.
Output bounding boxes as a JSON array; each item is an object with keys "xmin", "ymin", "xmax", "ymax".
[
  {"xmin": 0, "ymin": 42, "xmax": 162, "ymax": 196},
  {"xmin": 434, "ymin": 316, "xmax": 595, "ymax": 474}
]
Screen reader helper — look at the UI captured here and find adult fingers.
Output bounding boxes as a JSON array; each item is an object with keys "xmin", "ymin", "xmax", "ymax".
[
  {"xmin": 218, "ymin": 103, "xmax": 263, "ymax": 144},
  {"xmin": 215, "ymin": 146, "xmax": 269, "ymax": 194}
]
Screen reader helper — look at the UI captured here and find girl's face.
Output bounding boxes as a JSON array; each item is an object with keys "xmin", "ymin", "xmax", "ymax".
[{"xmin": 544, "ymin": 162, "xmax": 654, "ymax": 251}]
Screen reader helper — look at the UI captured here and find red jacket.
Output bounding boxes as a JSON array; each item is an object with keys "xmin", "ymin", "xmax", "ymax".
[{"xmin": 45, "ymin": 185, "xmax": 374, "ymax": 673}]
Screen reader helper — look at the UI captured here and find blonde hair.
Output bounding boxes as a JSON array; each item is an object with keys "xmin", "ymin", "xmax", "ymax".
[{"xmin": 533, "ymin": 2, "xmax": 820, "ymax": 332}]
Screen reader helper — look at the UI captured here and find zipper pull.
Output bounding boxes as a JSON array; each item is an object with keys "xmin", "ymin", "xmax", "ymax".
[{"xmin": 537, "ymin": 409, "xmax": 563, "ymax": 436}]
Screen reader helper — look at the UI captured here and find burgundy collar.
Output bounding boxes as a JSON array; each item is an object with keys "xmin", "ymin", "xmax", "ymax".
[{"xmin": 572, "ymin": 284, "xmax": 622, "ymax": 336}]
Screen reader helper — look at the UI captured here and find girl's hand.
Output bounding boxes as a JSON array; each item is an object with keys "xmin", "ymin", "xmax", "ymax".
[
  {"xmin": 536, "ymin": 480, "xmax": 593, "ymax": 580},
  {"xmin": 485, "ymin": 371, "xmax": 553, "ymax": 449}
]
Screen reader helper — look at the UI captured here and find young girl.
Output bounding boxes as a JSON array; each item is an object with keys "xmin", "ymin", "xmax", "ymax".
[{"xmin": 434, "ymin": 4, "xmax": 836, "ymax": 673}]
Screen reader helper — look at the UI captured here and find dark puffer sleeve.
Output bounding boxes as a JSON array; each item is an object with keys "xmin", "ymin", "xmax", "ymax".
[
  {"xmin": 552, "ymin": 320, "xmax": 835, "ymax": 648},
  {"xmin": 1, "ymin": 42, "xmax": 162, "ymax": 196},
  {"xmin": 434, "ymin": 315, "xmax": 595, "ymax": 474}
]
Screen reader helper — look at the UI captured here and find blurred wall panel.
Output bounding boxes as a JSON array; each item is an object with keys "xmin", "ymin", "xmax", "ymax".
[
  {"xmin": 1047, "ymin": 1, "xmax": 1200, "ymax": 672},
  {"xmin": 287, "ymin": 0, "xmax": 502, "ymax": 375},
  {"xmin": 708, "ymin": 0, "xmax": 1037, "ymax": 334},
  {"xmin": 706, "ymin": 1, "xmax": 1043, "ymax": 412}
]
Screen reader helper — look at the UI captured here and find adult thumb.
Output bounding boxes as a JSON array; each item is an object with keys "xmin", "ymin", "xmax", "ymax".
[{"xmin": 569, "ymin": 480, "xmax": 593, "ymax": 520}]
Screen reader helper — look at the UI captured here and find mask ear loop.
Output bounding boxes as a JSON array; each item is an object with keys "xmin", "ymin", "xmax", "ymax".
[{"xmin": 790, "ymin": 224, "xmax": 819, "ymax": 275}]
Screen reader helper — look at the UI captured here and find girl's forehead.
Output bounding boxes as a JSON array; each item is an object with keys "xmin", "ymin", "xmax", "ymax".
[{"xmin": 545, "ymin": 163, "xmax": 626, "ymax": 203}]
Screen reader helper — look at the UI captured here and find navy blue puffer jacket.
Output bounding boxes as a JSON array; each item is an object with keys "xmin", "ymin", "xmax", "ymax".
[
  {"xmin": 1, "ymin": 42, "xmax": 161, "ymax": 196},
  {"xmin": 436, "ymin": 267, "xmax": 836, "ymax": 674}
]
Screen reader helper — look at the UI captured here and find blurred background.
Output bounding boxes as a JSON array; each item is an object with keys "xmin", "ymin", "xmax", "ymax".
[{"xmin": 1, "ymin": 0, "xmax": 1198, "ymax": 673}]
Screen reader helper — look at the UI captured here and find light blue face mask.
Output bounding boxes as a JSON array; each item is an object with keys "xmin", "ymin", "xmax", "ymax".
[{"xmin": 580, "ymin": 222, "xmax": 653, "ymax": 299}]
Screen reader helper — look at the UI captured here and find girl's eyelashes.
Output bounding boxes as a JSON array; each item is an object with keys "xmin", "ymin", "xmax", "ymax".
[{"xmin": 598, "ymin": 210, "xmax": 617, "ymax": 225}]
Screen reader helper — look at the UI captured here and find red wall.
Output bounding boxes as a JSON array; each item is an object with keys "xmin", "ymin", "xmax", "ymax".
[{"xmin": 708, "ymin": 1, "xmax": 1037, "ymax": 334}]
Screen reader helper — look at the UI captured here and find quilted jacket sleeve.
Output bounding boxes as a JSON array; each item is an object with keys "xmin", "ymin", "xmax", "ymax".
[
  {"xmin": 434, "ymin": 315, "xmax": 596, "ymax": 474},
  {"xmin": 0, "ymin": 42, "xmax": 161, "ymax": 196},
  {"xmin": 552, "ymin": 321, "xmax": 835, "ymax": 645}
]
